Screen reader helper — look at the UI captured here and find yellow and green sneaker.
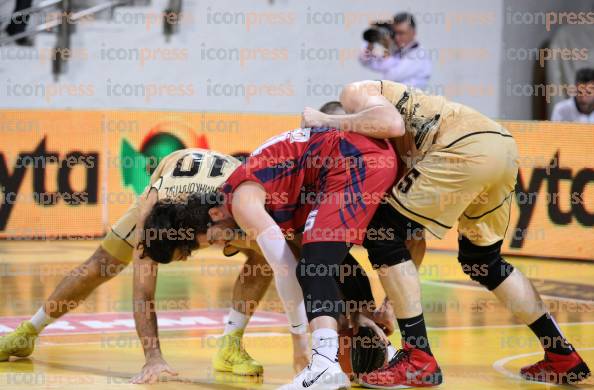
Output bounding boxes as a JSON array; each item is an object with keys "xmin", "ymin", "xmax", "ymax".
[
  {"xmin": 0, "ymin": 321, "xmax": 38, "ymax": 362},
  {"xmin": 211, "ymin": 330, "xmax": 263, "ymax": 376}
]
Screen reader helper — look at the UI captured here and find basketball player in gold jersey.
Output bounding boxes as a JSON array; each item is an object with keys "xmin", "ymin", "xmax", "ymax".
[
  {"xmin": 0, "ymin": 148, "xmax": 311, "ymax": 383},
  {"xmin": 302, "ymin": 80, "xmax": 590, "ymax": 386}
]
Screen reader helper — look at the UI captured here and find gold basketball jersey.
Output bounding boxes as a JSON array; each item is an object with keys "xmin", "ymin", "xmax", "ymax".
[
  {"xmin": 101, "ymin": 148, "xmax": 241, "ymax": 263},
  {"xmin": 148, "ymin": 148, "xmax": 242, "ymax": 202},
  {"xmin": 380, "ymin": 81, "xmax": 444, "ymax": 163},
  {"xmin": 380, "ymin": 80, "xmax": 506, "ymax": 167}
]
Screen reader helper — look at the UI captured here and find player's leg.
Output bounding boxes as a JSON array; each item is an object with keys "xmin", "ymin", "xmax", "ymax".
[
  {"xmin": 406, "ymin": 231, "xmax": 426, "ymax": 268},
  {"xmin": 457, "ymin": 235, "xmax": 591, "ymax": 383},
  {"xmin": 212, "ymin": 250, "xmax": 273, "ymax": 375},
  {"xmin": 337, "ymin": 252, "xmax": 397, "ymax": 337},
  {"xmin": 358, "ymin": 203, "xmax": 442, "ymax": 388},
  {"xmin": 0, "ymin": 245, "xmax": 128, "ymax": 361},
  {"xmin": 0, "ymin": 202, "xmax": 139, "ymax": 361},
  {"xmin": 359, "ymin": 138, "xmax": 493, "ymax": 388},
  {"xmin": 43, "ymin": 246, "xmax": 127, "ymax": 320},
  {"xmin": 293, "ymin": 241, "xmax": 352, "ymax": 390},
  {"xmin": 337, "ymin": 253, "xmax": 376, "ymax": 318},
  {"xmin": 335, "ymin": 252, "xmax": 401, "ymax": 380},
  {"xmin": 458, "ymin": 136, "xmax": 590, "ymax": 384},
  {"xmin": 282, "ymin": 134, "xmax": 397, "ymax": 390}
]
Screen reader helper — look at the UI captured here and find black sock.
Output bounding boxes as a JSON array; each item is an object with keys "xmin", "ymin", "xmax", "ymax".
[
  {"xmin": 528, "ymin": 313, "xmax": 573, "ymax": 355},
  {"xmin": 397, "ymin": 313, "xmax": 432, "ymax": 355}
]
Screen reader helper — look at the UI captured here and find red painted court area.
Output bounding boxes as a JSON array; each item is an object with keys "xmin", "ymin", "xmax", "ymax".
[{"xmin": 0, "ymin": 310, "xmax": 287, "ymax": 336}]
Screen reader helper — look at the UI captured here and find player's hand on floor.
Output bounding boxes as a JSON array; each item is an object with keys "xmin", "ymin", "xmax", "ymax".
[
  {"xmin": 372, "ymin": 297, "xmax": 396, "ymax": 336},
  {"xmin": 301, "ymin": 107, "xmax": 327, "ymax": 128},
  {"xmin": 130, "ymin": 356, "xmax": 178, "ymax": 384},
  {"xmin": 290, "ymin": 332, "xmax": 310, "ymax": 373}
]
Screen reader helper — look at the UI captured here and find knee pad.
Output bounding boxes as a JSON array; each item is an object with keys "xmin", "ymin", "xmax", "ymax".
[
  {"xmin": 336, "ymin": 253, "xmax": 374, "ymax": 314},
  {"xmin": 297, "ymin": 242, "xmax": 350, "ymax": 322},
  {"xmin": 458, "ymin": 236, "xmax": 514, "ymax": 290},
  {"xmin": 363, "ymin": 204, "xmax": 422, "ymax": 268}
]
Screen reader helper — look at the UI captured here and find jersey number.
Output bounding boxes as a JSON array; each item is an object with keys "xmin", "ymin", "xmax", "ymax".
[
  {"xmin": 397, "ymin": 168, "xmax": 420, "ymax": 194},
  {"xmin": 172, "ymin": 153, "xmax": 227, "ymax": 178}
]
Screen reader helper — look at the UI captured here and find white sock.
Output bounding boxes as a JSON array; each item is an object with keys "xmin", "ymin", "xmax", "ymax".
[
  {"xmin": 312, "ymin": 328, "xmax": 339, "ymax": 362},
  {"xmin": 223, "ymin": 309, "xmax": 250, "ymax": 336},
  {"xmin": 386, "ymin": 343, "xmax": 398, "ymax": 361},
  {"xmin": 30, "ymin": 307, "xmax": 55, "ymax": 333}
]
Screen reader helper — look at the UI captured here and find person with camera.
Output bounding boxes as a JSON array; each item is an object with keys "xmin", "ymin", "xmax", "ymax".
[{"xmin": 360, "ymin": 13, "xmax": 431, "ymax": 89}]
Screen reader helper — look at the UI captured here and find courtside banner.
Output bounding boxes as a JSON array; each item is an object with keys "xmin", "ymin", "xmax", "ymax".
[
  {"xmin": 0, "ymin": 111, "xmax": 592, "ymax": 260},
  {"xmin": 0, "ymin": 110, "xmax": 299, "ymax": 239},
  {"xmin": 430, "ymin": 121, "xmax": 594, "ymax": 260},
  {"xmin": 0, "ymin": 111, "xmax": 104, "ymax": 239}
]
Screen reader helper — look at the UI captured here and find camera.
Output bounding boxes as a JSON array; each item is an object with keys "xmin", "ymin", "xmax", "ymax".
[{"xmin": 362, "ymin": 22, "xmax": 394, "ymax": 44}]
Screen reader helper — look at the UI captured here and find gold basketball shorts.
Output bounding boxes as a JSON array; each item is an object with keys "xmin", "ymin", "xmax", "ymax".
[
  {"xmin": 100, "ymin": 200, "xmax": 140, "ymax": 264},
  {"xmin": 387, "ymin": 131, "xmax": 519, "ymax": 246}
]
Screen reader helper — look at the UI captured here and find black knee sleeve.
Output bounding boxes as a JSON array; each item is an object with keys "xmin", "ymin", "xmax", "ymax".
[
  {"xmin": 297, "ymin": 242, "xmax": 351, "ymax": 322},
  {"xmin": 363, "ymin": 203, "xmax": 423, "ymax": 268},
  {"xmin": 458, "ymin": 236, "xmax": 514, "ymax": 290},
  {"xmin": 335, "ymin": 253, "xmax": 375, "ymax": 315}
]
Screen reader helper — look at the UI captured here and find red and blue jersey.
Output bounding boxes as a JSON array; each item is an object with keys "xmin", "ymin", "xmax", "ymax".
[{"xmin": 221, "ymin": 127, "xmax": 397, "ymax": 244}]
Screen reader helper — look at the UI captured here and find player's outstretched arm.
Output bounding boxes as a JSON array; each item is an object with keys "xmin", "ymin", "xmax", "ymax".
[
  {"xmin": 302, "ymin": 80, "xmax": 404, "ymax": 139},
  {"xmin": 231, "ymin": 182, "xmax": 309, "ymax": 334},
  {"xmin": 130, "ymin": 254, "xmax": 179, "ymax": 384},
  {"xmin": 130, "ymin": 191, "xmax": 178, "ymax": 384}
]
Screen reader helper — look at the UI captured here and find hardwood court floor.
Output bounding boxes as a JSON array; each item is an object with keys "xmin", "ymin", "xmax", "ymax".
[{"xmin": 0, "ymin": 240, "xmax": 592, "ymax": 389}]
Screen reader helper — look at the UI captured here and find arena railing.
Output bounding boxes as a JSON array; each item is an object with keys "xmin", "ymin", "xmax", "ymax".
[
  {"xmin": 0, "ymin": 0, "xmax": 183, "ymax": 79},
  {"xmin": 0, "ymin": 0, "xmax": 62, "ymax": 25}
]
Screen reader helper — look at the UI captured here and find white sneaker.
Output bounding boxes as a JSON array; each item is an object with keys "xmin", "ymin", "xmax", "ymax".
[{"xmin": 278, "ymin": 350, "xmax": 350, "ymax": 390}]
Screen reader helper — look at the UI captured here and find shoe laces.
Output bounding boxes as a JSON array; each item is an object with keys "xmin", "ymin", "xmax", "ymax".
[
  {"xmin": 387, "ymin": 348, "xmax": 411, "ymax": 369},
  {"xmin": 237, "ymin": 347, "xmax": 253, "ymax": 362},
  {"xmin": 225, "ymin": 335, "xmax": 253, "ymax": 362},
  {"xmin": 231, "ymin": 338, "xmax": 253, "ymax": 362}
]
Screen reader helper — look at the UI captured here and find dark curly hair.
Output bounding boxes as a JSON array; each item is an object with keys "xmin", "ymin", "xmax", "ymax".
[{"xmin": 139, "ymin": 191, "xmax": 224, "ymax": 263}]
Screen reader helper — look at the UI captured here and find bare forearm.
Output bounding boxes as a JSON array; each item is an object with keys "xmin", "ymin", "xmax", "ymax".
[
  {"xmin": 133, "ymin": 299, "xmax": 161, "ymax": 359},
  {"xmin": 132, "ymin": 256, "xmax": 161, "ymax": 360},
  {"xmin": 324, "ymin": 105, "xmax": 404, "ymax": 139}
]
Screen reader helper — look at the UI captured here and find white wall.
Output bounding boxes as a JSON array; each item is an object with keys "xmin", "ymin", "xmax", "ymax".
[
  {"xmin": 5, "ymin": 0, "xmax": 592, "ymax": 120},
  {"xmin": 0, "ymin": 0, "xmax": 504, "ymax": 117}
]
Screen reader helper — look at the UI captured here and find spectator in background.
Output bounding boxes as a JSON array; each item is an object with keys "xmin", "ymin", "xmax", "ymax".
[
  {"xmin": 551, "ymin": 68, "xmax": 594, "ymax": 123},
  {"xmin": 359, "ymin": 13, "xmax": 431, "ymax": 89}
]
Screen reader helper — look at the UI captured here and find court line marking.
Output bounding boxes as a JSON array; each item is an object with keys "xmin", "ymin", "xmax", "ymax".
[
  {"xmin": 422, "ymin": 280, "xmax": 594, "ymax": 305},
  {"xmin": 29, "ymin": 319, "xmax": 594, "ymax": 339},
  {"xmin": 492, "ymin": 347, "xmax": 594, "ymax": 386},
  {"xmin": 27, "ymin": 319, "xmax": 594, "ymax": 340},
  {"xmin": 37, "ymin": 321, "xmax": 594, "ymax": 346},
  {"xmin": 427, "ymin": 321, "xmax": 594, "ymax": 331},
  {"xmin": 40, "ymin": 332, "xmax": 286, "ymax": 346},
  {"xmin": 37, "ymin": 332, "xmax": 594, "ymax": 386}
]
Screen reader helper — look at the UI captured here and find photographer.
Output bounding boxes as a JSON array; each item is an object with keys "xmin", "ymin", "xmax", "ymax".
[{"xmin": 359, "ymin": 13, "xmax": 431, "ymax": 89}]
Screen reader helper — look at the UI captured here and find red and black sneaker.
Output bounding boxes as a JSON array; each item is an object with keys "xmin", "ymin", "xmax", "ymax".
[
  {"xmin": 520, "ymin": 350, "xmax": 591, "ymax": 385},
  {"xmin": 359, "ymin": 344, "xmax": 442, "ymax": 388}
]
